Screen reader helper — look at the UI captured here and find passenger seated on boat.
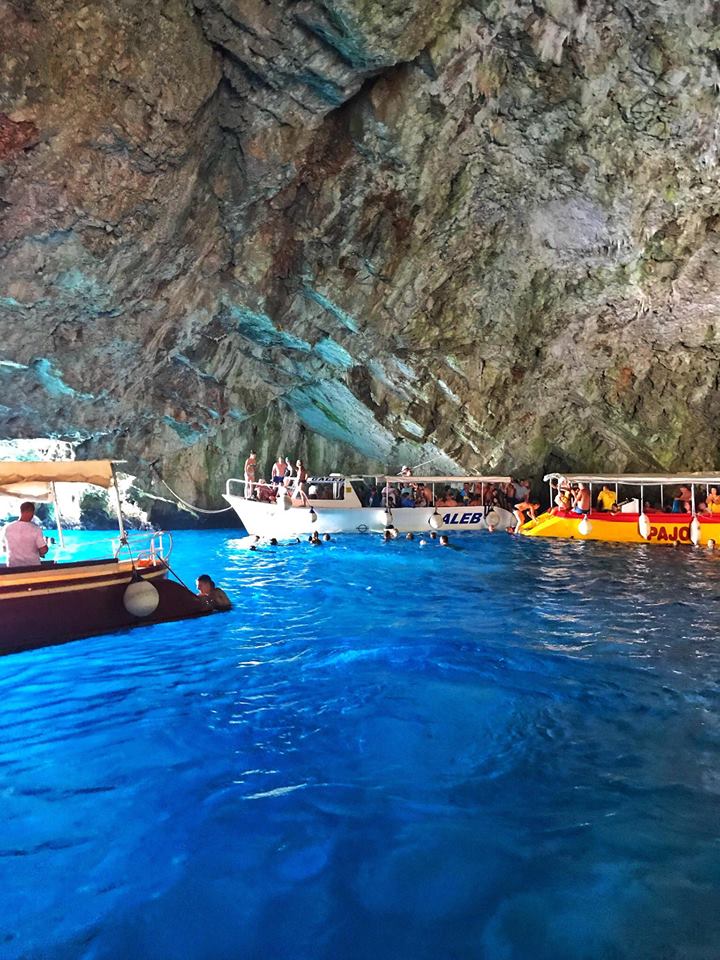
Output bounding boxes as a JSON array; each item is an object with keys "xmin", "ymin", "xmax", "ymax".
[
  {"xmin": 399, "ymin": 465, "xmax": 412, "ymax": 477},
  {"xmin": 416, "ymin": 483, "xmax": 433, "ymax": 506},
  {"xmin": 196, "ymin": 575, "xmax": 232, "ymax": 612},
  {"xmin": 549, "ymin": 481, "xmax": 570, "ymax": 514},
  {"xmin": 255, "ymin": 480, "xmax": 276, "ymax": 503},
  {"xmin": 571, "ymin": 483, "xmax": 591, "ymax": 514},
  {"xmin": 399, "ymin": 489, "xmax": 415, "ymax": 507},
  {"xmin": 671, "ymin": 485, "xmax": 692, "ymax": 513},
  {"xmin": 382, "ymin": 483, "xmax": 398, "ymax": 507},
  {"xmin": 1, "ymin": 501, "xmax": 49, "ymax": 568},
  {"xmin": 368, "ymin": 486, "xmax": 383, "ymax": 507},
  {"xmin": 706, "ymin": 486, "xmax": 720, "ymax": 514},
  {"xmin": 596, "ymin": 484, "xmax": 617, "ymax": 512},
  {"xmin": 436, "ymin": 488, "xmax": 458, "ymax": 507}
]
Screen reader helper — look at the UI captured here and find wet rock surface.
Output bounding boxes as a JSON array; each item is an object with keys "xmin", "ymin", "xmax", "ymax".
[{"xmin": 2, "ymin": 0, "xmax": 720, "ymax": 504}]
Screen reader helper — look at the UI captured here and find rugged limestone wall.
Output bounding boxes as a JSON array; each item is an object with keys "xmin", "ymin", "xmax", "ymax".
[{"xmin": 2, "ymin": 0, "xmax": 720, "ymax": 506}]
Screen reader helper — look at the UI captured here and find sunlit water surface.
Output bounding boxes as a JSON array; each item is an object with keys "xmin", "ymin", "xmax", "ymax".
[{"xmin": 2, "ymin": 530, "xmax": 720, "ymax": 960}]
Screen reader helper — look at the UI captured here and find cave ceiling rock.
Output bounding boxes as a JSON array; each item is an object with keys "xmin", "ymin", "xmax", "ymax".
[{"xmin": 4, "ymin": 0, "xmax": 720, "ymax": 496}]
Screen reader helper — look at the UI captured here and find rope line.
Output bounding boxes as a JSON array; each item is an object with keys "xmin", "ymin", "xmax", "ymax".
[{"xmin": 151, "ymin": 465, "xmax": 233, "ymax": 515}]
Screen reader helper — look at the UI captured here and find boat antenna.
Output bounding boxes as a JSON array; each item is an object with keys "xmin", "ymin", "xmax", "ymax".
[{"xmin": 110, "ymin": 462, "xmax": 127, "ymax": 544}]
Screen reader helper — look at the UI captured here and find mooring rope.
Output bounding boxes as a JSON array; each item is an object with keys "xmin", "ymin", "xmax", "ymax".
[{"xmin": 151, "ymin": 464, "xmax": 234, "ymax": 515}]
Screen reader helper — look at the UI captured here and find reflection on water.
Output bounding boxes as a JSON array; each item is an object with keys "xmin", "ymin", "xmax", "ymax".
[{"xmin": 1, "ymin": 531, "xmax": 720, "ymax": 959}]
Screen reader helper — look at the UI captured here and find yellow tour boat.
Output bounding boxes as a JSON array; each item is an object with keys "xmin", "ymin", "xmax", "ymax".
[{"xmin": 518, "ymin": 473, "xmax": 720, "ymax": 546}]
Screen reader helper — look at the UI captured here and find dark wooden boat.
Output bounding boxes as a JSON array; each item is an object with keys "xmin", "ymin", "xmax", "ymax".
[{"xmin": 0, "ymin": 460, "xmax": 212, "ymax": 656}]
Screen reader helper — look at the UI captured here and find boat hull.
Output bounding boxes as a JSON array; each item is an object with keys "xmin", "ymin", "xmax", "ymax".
[
  {"xmin": 519, "ymin": 510, "xmax": 720, "ymax": 545},
  {"xmin": 0, "ymin": 558, "xmax": 211, "ymax": 656},
  {"xmin": 224, "ymin": 495, "xmax": 515, "ymax": 537}
]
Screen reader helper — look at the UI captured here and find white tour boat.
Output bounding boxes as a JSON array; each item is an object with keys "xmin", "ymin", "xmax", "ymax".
[{"xmin": 223, "ymin": 475, "xmax": 515, "ymax": 538}]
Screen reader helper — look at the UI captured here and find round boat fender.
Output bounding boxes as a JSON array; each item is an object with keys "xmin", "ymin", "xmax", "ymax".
[
  {"xmin": 123, "ymin": 573, "xmax": 160, "ymax": 618},
  {"xmin": 638, "ymin": 512, "xmax": 651, "ymax": 540},
  {"xmin": 428, "ymin": 511, "xmax": 442, "ymax": 530},
  {"xmin": 485, "ymin": 510, "xmax": 500, "ymax": 530},
  {"xmin": 578, "ymin": 515, "xmax": 592, "ymax": 537},
  {"xmin": 690, "ymin": 515, "xmax": 701, "ymax": 546}
]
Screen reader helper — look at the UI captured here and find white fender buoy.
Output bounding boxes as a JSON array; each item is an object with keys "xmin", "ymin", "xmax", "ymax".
[
  {"xmin": 309, "ymin": 506, "xmax": 318, "ymax": 524},
  {"xmin": 638, "ymin": 512, "xmax": 651, "ymax": 540},
  {"xmin": 578, "ymin": 515, "xmax": 592, "ymax": 536},
  {"xmin": 485, "ymin": 510, "xmax": 500, "ymax": 529},
  {"xmin": 428, "ymin": 511, "xmax": 442, "ymax": 530},
  {"xmin": 690, "ymin": 515, "xmax": 701, "ymax": 546},
  {"xmin": 123, "ymin": 578, "xmax": 159, "ymax": 618},
  {"xmin": 280, "ymin": 493, "xmax": 292, "ymax": 511}
]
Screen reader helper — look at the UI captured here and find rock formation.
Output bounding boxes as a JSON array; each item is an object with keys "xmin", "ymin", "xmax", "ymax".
[{"xmin": 2, "ymin": 0, "xmax": 720, "ymax": 508}]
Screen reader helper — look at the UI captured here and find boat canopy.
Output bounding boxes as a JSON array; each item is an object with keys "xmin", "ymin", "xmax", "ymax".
[
  {"xmin": 0, "ymin": 460, "xmax": 118, "ymax": 500},
  {"xmin": 544, "ymin": 472, "xmax": 720, "ymax": 486},
  {"xmin": 381, "ymin": 475, "xmax": 511, "ymax": 484}
]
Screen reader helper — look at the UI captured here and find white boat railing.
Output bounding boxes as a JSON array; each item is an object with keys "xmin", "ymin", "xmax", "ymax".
[{"xmin": 226, "ymin": 477, "xmax": 248, "ymax": 498}]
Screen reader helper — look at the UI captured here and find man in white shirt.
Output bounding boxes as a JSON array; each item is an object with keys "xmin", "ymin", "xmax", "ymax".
[{"xmin": 1, "ymin": 502, "xmax": 49, "ymax": 567}]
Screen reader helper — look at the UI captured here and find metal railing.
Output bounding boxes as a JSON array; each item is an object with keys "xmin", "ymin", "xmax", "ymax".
[
  {"xmin": 226, "ymin": 477, "xmax": 248, "ymax": 498},
  {"xmin": 113, "ymin": 530, "xmax": 172, "ymax": 566}
]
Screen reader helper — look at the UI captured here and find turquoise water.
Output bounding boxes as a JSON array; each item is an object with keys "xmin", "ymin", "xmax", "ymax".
[{"xmin": 2, "ymin": 530, "xmax": 720, "ymax": 959}]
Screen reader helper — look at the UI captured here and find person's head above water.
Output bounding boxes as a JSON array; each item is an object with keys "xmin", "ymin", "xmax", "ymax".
[
  {"xmin": 322, "ymin": 533, "xmax": 331, "ymax": 541},
  {"xmin": 439, "ymin": 535, "xmax": 449, "ymax": 546},
  {"xmin": 270, "ymin": 537, "xmax": 278, "ymax": 546},
  {"xmin": 196, "ymin": 574, "xmax": 215, "ymax": 595}
]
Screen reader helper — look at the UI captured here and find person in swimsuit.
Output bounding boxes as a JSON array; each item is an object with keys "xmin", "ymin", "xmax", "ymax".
[
  {"xmin": 271, "ymin": 457, "xmax": 285, "ymax": 485},
  {"xmin": 292, "ymin": 460, "xmax": 309, "ymax": 506},
  {"xmin": 196, "ymin": 575, "xmax": 232, "ymax": 611},
  {"xmin": 244, "ymin": 451, "xmax": 257, "ymax": 498},
  {"xmin": 514, "ymin": 500, "xmax": 540, "ymax": 529},
  {"xmin": 572, "ymin": 483, "xmax": 592, "ymax": 514}
]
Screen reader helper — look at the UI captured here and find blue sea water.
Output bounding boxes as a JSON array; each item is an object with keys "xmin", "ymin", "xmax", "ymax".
[{"xmin": 2, "ymin": 530, "xmax": 720, "ymax": 960}]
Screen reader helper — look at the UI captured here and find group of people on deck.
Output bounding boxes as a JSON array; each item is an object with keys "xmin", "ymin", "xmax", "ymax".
[
  {"xmin": 369, "ymin": 472, "xmax": 533, "ymax": 512},
  {"xmin": 243, "ymin": 452, "xmax": 310, "ymax": 506},
  {"xmin": 538, "ymin": 479, "xmax": 720, "ymax": 521}
]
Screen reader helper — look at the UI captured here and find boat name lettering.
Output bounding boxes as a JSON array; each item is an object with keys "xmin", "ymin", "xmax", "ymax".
[
  {"xmin": 442, "ymin": 512, "xmax": 484, "ymax": 525},
  {"xmin": 648, "ymin": 525, "xmax": 691, "ymax": 543}
]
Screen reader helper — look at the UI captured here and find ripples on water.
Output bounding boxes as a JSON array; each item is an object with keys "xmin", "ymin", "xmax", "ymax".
[{"xmin": 2, "ymin": 531, "xmax": 720, "ymax": 959}]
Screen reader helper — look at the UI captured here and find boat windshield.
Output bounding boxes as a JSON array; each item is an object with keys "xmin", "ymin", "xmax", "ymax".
[{"xmin": 307, "ymin": 477, "xmax": 345, "ymax": 501}]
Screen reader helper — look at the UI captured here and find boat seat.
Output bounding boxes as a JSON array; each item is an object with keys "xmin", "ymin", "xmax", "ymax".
[{"xmin": 0, "ymin": 557, "xmax": 119, "ymax": 575}]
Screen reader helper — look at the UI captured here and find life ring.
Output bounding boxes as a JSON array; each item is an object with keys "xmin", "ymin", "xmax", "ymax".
[{"xmin": 356, "ymin": 524, "xmax": 368, "ymax": 533}]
